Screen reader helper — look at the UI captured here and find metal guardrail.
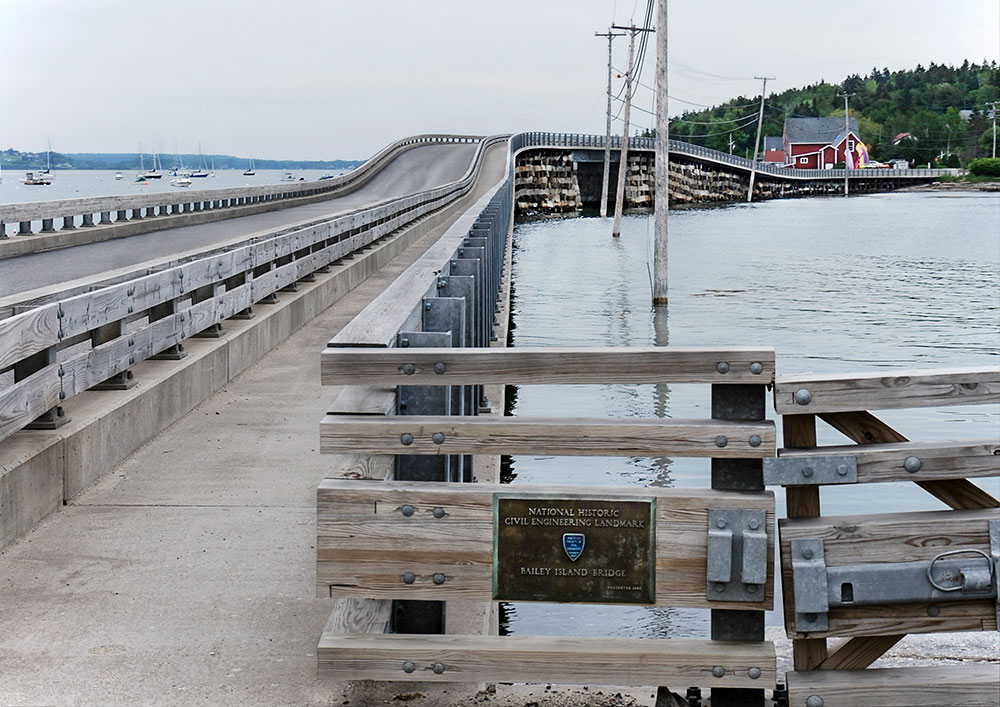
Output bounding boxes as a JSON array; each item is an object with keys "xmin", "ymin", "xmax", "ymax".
[
  {"xmin": 0, "ymin": 134, "xmax": 506, "ymax": 444},
  {"xmin": 512, "ymin": 132, "xmax": 955, "ymax": 181},
  {"xmin": 0, "ymin": 134, "xmax": 484, "ymax": 238}
]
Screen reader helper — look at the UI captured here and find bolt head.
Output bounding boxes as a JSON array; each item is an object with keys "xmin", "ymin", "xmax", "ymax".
[
  {"xmin": 927, "ymin": 604, "xmax": 940, "ymax": 617},
  {"xmin": 433, "ymin": 507, "xmax": 445, "ymax": 519},
  {"xmin": 750, "ymin": 362, "xmax": 763, "ymax": 375},
  {"xmin": 801, "ymin": 466, "xmax": 814, "ymax": 478},
  {"xmin": 400, "ymin": 433, "xmax": 414, "ymax": 446},
  {"xmin": 433, "ymin": 573, "xmax": 446, "ymax": 585},
  {"xmin": 806, "ymin": 696, "xmax": 824, "ymax": 707},
  {"xmin": 402, "ymin": 572, "xmax": 415, "ymax": 584},
  {"xmin": 745, "ymin": 583, "xmax": 758, "ymax": 594},
  {"xmin": 431, "ymin": 432, "xmax": 445, "ymax": 445},
  {"xmin": 716, "ymin": 361, "xmax": 730, "ymax": 374},
  {"xmin": 749, "ymin": 435, "xmax": 762, "ymax": 447},
  {"xmin": 748, "ymin": 518, "xmax": 760, "ymax": 530},
  {"xmin": 802, "ymin": 548, "xmax": 814, "ymax": 560},
  {"xmin": 714, "ymin": 582, "xmax": 726, "ymax": 593},
  {"xmin": 715, "ymin": 435, "xmax": 728, "ymax": 448},
  {"xmin": 711, "ymin": 666, "xmax": 726, "ymax": 678},
  {"xmin": 432, "ymin": 662, "xmax": 445, "ymax": 675},
  {"xmin": 433, "ymin": 362, "xmax": 447, "ymax": 374},
  {"xmin": 402, "ymin": 363, "xmax": 416, "ymax": 375},
  {"xmin": 402, "ymin": 661, "xmax": 415, "ymax": 674},
  {"xmin": 904, "ymin": 456, "xmax": 923, "ymax": 473},
  {"xmin": 716, "ymin": 518, "xmax": 727, "ymax": 528},
  {"xmin": 804, "ymin": 612, "xmax": 817, "ymax": 623},
  {"xmin": 837, "ymin": 464, "xmax": 848, "ymax": 475},
  {"xmin": 794, "ymin": 388, "xmax": 813, "ymax": 406},
  {"xmin": 748, "ymin": 667, "xmax": 761, "ymax": 679},
  {"xmin": 401, "ymin": 505, "xmax": 414, "ymax": 517}
]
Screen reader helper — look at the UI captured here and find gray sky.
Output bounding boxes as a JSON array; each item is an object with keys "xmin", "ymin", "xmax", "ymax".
[{"xmin": 2, "ymin": 0, "xmax": 997, "ymax": 161}]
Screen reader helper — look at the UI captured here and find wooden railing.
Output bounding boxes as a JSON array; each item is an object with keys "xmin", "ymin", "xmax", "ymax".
[
  {"xmin": 0, "ymin": 135, "xmax": 508, "ymax": 444},
  {"xmin": 0, "ymin": 134, "xmax": 484, "ymax": 238}
]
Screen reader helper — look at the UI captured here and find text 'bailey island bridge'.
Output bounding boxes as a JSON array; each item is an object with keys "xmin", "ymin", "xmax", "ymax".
[{"xmin": 0, "ymin": 134, "xmax": 995, "ymax": 707}]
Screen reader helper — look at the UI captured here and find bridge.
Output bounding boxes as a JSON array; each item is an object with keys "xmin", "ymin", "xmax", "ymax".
[{"xmin": 0, "ymin": 133, "xmax": 993, "ymax": 707}]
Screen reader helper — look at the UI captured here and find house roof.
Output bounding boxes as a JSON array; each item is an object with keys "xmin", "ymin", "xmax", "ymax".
[
  {"xmin": 763, "ymin": 136, "xmax": 783, "ymax": 151},
  {"xmin": 784, "ymin": 117, "xmax": 860, "ymax": 144}
]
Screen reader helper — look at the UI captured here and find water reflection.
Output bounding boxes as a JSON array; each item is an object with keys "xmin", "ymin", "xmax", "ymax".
[{"xmin": 503, "ymin": 192, "xmax": 1000, "ymax": 638}]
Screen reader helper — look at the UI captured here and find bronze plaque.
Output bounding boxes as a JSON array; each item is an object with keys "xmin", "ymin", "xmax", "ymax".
[{"xmin": 493, "ymin": 494, "xmax": 655, "ymax": 604}]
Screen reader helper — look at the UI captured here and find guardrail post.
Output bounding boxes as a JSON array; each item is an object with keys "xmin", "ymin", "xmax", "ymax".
[
  {"xmin": 91, "ymin": 320, "xmax": 137, "ymax": 390},
  {"xmin": 81, "ymin": 213, "xmax": 94, "ymax": 227},
  {"xmin": 100, "ymin": 211, "xmax": 112, "ymax": 225},
  {"xmin": 18, "ymin": 220, "xmax": 32, "ymax": 235},
  {"xmin": 148, "ymin": 300, "xmax": 188, "ymax": 360},
  {"xmin": 16, "ymin": 346, "xmax": 70, "ymax": 429},
  {"xmin": 41, "ymin": 219, "xmax": 55, "ymax": 233},
  {"xmin": 709, "ymin": 383, "xmax": 766, "ymax": 707},
  {"xmin": 61, "ymin": 216, "xmax": 76, "ymax": 230}
]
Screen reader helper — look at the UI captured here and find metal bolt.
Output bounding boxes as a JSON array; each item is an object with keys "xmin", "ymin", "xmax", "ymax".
[
  {"xmin": 716, "ymin": 362, "xmax": 729, "ymax": 374},
  {"xmin": 431, "ymin": 432, "xmax": 445, "ymax": 445},
  {"xmin": 402, "ymin": 572, "xmax": 415, "ymax": 584},
  {"xmin": 802, "ymin": 548, "xmax": 814, "ymax": 560},
  {"xmin": 748, "ymin": 518, "xmax": 760, "ymax": 530},
  {"xmin": 794, "ymin": 388, "xmax": 813, "ymax": 406},
  {"xmin": 401, "ymin": 505, "xmax": 414, "ymax": 517},
  {"xmin": 433, "ymin": 573, "xmax": 446, "ymax": 585},
  {"xmin": 432, "ymin": 662, "xmax": 445, "ymax": 674},
  {"xmin": 711, "ymin": 666, "xmax": 726, "ymax": 678},
  {"xmin": 58, "ymin": 391, "xmax": 66, "ymax": 401},
  {"xmin": 749, "ymin": 435, "xmax": 762, "ymax": 447},
  {"xmin": 432, "ymin": 507, "xmax": 445, "ymax": 518},
  {"xmin": 715, "ymin": 435, "xmax": 728, "ymax": 448},
  {"xmin": 400, "ymin": 433, "xmax": 414, "ymax": 446},
  {"xmin": 714, "ymin": 582, "xmax": 726, "ymax": 593},
  {"xmin": 433, "ymin": 362, "xmax": 446, "ymax": 374},
  {"xmin": 402, "ymin": 661, "xmax": 415, "ymax": 674},
  {"xmin": 806, "ymin": 696, "xmax": 824, "ymax": 707},
  {"xmin": 904, "ymin": 456, "xmax": 923, "ymax": 473},
  {"xmin": 57, "ymin": 367, "xmax": 64, "ymax": 378},
  {"xmin": 748, "ymin": 667, "xmax": 761, "ymax": 680},
  {"xmin": 402, "ymin": 363, "xmax": 416, "ymax": 375},
  {"xmin": 801, "ymin": 466, "xmax": 814, "ymax": 478},
  {"xmin": 716, "ymin": 518, "xmax": 727, "ymax": 528},
  {"xmin": 424, "ymin": 301, "xmax": 431, "ymax": 311},
  {"xmin": 400, "ymin": 337, "xmax": 409, "ymax": 347},
  {"xmin": 804, "ymin": 613, "xmax": 817, "ymax": 623},
  {"xmin": 837, "ymin": 464, "xmax": 849, "ymax": 476},
  {"xmin": 750, "ymin": 362, "xmax": 763, "ymax": 375},
  {"xmin": 746, "ymin": 584, "xmax": 758, "ymax": 594},
  {"xmin": 927, "ymin": 605, "xmax": 940, "ymax": 617}
]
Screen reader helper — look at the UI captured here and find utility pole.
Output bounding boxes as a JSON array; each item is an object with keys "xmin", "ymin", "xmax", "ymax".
[
  {"xmin": 610, "ymin": 22, "xmax": 654, "ymax": 237},
  {"xmin": 651, "ymin": 0, "xmax": 668, "ymax": 304},
  {"xmin": 746, "ymin": 75, "xmax": 773, "ymax": 203},
  {"xmin": 596, "ymin": 29, "xmax": 625, "ymax": 218},
  {"xmin": 988, "ymin": 101, "xmax": 999, "ymax": 158},
  {"xmin": 838, "ymin": 92, "xmax": 855, "ymax": 196}
]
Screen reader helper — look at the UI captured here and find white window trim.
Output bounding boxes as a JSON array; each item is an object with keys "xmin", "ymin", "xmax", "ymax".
[
  {"xmin": 847, "ymin": 139, "xmax": 855, "ymax": 152},
  {"xmin": 799, "ymin": 157, "xmax": 809, "ymax": 164}
]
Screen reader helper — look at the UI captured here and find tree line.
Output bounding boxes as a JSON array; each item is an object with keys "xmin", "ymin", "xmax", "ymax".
[{"xmin": 660, "ymin": 61, "xmax": 999, "ymax": 167}]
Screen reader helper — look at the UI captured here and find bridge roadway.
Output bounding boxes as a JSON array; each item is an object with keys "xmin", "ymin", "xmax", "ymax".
[
  {"xmin": 0, "ymin": 140, "xmax": 534, "ymax": 706},
  {"xmin": 0, "ymin": 142, "xmax": 478, "ymax": 299}
]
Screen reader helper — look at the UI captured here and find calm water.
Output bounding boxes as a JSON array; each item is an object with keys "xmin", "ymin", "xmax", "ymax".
[
  {"xmin": 502, "ymin": 190, "xmax": 1000, "ymax": 637},
  {"xmin": 0, "ymin": 168, "xmax": 350, "ymax": 205}
]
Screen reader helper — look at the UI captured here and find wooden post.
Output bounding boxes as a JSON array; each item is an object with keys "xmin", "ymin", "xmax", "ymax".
[{"xmin": 652, "ymin": 0, "xmax": 669, "ymax": 305}]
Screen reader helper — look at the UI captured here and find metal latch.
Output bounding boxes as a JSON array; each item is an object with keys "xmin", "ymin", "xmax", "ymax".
[
  {"xmin": 762, "ymin": 454, "xmax": 857, "ymax": 486},
  {"xmin": 791, "ymin": 527, "xmax": 1000, "ymax": 632},
  {"xmin": 707, "ymin": 508, "xmax": 768, "ymax": 602}
]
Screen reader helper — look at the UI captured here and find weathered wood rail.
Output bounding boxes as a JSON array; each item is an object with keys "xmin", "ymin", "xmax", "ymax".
[
  {"xmin": 0, "ymin": 135, "xmax": 482, "ymax": 240},
  {"xmin": 0, "ymin": 135, "xmax": 507, "ymax": 445}
]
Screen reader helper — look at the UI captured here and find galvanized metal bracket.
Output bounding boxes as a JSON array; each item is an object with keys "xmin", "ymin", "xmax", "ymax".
[
  {"xmin": 706, "ymin": 508, "xmax": 768, "ymax": 603},
  {"xmin": 762, "ymin": 455, "xmax": 857, "ymax": 486},
  {"xmin": 791, "ymin": 533, "xmax": 1000, "ymax": 633}
]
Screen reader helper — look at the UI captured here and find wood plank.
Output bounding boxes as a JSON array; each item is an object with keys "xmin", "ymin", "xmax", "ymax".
[
  {"xmin": 820, "ymin": 411, "xmax": 999, "ymax": 509},
  {"xmin": 320, "ymin": 415, "xmax": 776, "ymax": 458},
  {"xmin": 782, "ymin": 414, "xmax": 830, "ymax": 671},
  {"xmin": 779, "ymin": 508, "xmax": 998, "ymax": 638},
  {"xmin": 819, "ymin": 635, "xmax": 904, "ymax": 670},
  {"xmin": 317, "ymin": 479, "xmax": 775, "ymax": 610},
  {"xmin": 317, "ymin": 634, "xmax": 776, "ymax": 688},
  {"xmin": 775, "ymin": 367, "xmax": 999, "ymax": 414},
  {"xmin": 0, "ymin": 304, "xmax": 61, "ymax": 373},
  {"xmin": 777, "ymin": 440, "xmax": 1000, "ymax": 484},
  {"xmin": 322, "ymin": 599, "xmax": 392, "ymax": 634},
  {"xmin": 786, "ymin": 664, "xmax": 1000, "ymax": 706},
  {"xmin": 0, "ymin": 363, "xmax": 61, "ymax": 443},
  {"xmin": 321, "ymin": 347, "xmax": 776, "ymax": 386}
]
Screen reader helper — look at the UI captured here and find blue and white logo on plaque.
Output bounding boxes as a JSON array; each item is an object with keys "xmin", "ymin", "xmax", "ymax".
[{"xmin": 562, "ymin": 533, "xmax": 585, "ymax": 562}]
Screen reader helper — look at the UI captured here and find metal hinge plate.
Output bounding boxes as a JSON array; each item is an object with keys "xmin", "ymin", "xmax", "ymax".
[
  {"xmin": 763, "ymin": 455, "xmax": 857, "ymax": 486},
  {"xmin": 706, "ymin": 508, "xmax": 768, "ymax": 603}
]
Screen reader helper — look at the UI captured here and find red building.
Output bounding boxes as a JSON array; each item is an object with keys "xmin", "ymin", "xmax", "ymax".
[{"xmin": 782, "ymin": 117, "xmax": 861, "ymax": 169}]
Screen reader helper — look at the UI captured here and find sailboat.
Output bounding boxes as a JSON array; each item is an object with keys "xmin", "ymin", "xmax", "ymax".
[
  {"xmin": 243, "ymin": 156, "xmax": 256, "ymax": 176},
  {"xmin": 142, "ymin": 141, "xmax": 163, "ymax": 179},
  {"xmin": 26, "ymin": 138, "xmax": 56, "ymax": 184},
  {"xmin": 189, "ymin": 143, "xmax": 210, "ymax": 178}
]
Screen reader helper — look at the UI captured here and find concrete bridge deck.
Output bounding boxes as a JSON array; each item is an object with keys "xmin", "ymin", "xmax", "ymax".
[{"xmin": 0, "ymin": 141, "xmax": 520, "ymax": 707}]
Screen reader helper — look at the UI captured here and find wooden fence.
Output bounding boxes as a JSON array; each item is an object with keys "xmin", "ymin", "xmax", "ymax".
[{"xmin": 0, "ymin": 135, "xmax": 507, "ymax": 444}]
